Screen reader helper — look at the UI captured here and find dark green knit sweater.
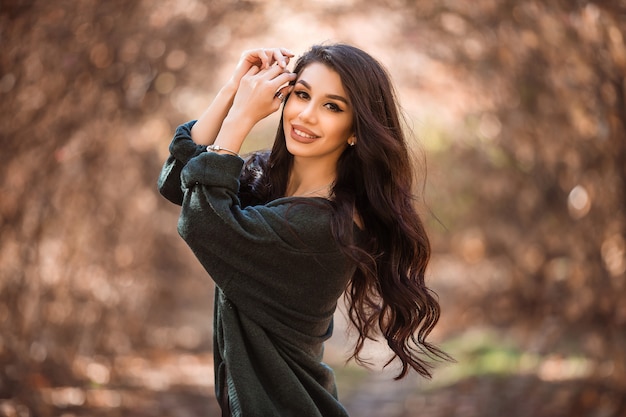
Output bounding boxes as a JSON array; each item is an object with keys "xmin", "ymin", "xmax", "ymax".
[{"xmin": 158, "ymin": 121, "xmax": 355, "ymax": 416}]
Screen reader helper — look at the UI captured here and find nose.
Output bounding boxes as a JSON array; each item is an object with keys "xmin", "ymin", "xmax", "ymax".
[{"xmin": 298, "ymin": 101, "xmax": 317, "ymax": 124}]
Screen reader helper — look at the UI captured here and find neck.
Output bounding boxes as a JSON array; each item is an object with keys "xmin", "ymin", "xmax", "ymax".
[{"xmin": 286, "ymin": 157, "xmax": 336, "ymax": 197}]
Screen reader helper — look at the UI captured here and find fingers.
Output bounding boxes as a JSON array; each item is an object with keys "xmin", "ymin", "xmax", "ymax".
[
  {"xmin": 271, "ymin": 47, "xmax": 295, "ymax": 68},
  {"xmin": 271, "ymin": 70, "xmax": 297, "ymax": 89},
  {"xmin": 230, "ymin": 48, "xmax": 294, "ymax": 90},
  {"xmin": 255, "ymin": 65, "xmax": 296, "ymax": 97},
  {"xmin": 244, "ymin": 47, "xmax": 294, "ymax": 69},
  {"xmin": 238, "ymin": 63, "xmax": 295, "ymax": 108},
  {"xmin": 244, "ymin": 62, "xmax": 294, "ymax": 83},
  {"xmin": 245, "ymin": 65, "xmax": 261, "ymax": 76},
  {"xmin": 255, "ymin": 49, "xmax": 271, "ymax": 69},
  {"xmin": 273, "ymin": 85, "xmax": 293, "ymax": 102}
]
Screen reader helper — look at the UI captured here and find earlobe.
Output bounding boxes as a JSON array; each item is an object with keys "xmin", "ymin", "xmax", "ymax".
[{"xmin": 348, "ymin": 136, "xmax": 357, "ymax": 146}]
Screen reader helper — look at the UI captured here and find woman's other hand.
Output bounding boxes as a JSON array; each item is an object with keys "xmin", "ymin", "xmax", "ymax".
[{"xmin": 228, "ymin": 63, "xmax": 295, "ymax": 126}]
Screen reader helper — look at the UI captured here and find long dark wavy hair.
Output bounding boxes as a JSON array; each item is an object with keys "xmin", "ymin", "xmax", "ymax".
[{"xmin": 240, "ymin": 43, "xmax": 449, "ymax": 379}]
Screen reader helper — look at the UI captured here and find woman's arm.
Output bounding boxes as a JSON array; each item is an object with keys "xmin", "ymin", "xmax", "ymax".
[
  {"xmin": 210, "ymin": 62, "xmax": 295, "ymax": 155},
  {"xmin": 158, "ymin": 121, "xmax": 204, "ymax": 205},
  {"xmin": 159, "ymin": 48, "xmax": 294, "ymax": 204},
  {"xmin": 190, "ymin": 84, "xmax": 236, "ymax": 146},
  {"xmin": 191, "ymin": 48, "xmax": 295, "ymax": 146}
]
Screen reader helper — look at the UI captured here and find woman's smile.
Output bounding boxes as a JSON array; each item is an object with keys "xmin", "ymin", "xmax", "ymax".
[{"xmin": 290, "ymin": 124, "xmax": 319, "ymax": 143}]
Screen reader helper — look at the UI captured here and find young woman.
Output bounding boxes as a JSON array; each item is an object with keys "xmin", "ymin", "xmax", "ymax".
[{"xmin": 158, "ymin": 44, "xmax": 447, "ymax": 417}]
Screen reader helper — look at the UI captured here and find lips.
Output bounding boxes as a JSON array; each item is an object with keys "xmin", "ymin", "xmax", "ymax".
[{"xmin": 290, "ymin": 124, "xmax": 319, "ymax": 144}]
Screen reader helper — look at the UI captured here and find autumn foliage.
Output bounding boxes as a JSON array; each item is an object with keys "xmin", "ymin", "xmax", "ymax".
[{"xmin": 1, "ymin": 0, "xmax": 625, "ymax": 415}]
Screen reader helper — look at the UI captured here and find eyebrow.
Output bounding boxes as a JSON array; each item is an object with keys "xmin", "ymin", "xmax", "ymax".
[{"xmin": 296, "ymin": 79, "xmax": 350, "ymax": 105}]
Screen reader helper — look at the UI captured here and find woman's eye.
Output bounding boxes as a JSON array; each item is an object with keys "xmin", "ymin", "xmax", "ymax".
[
  {"xmin": 293, "ymin": 91, "xmax": 342, "ymax": 113},
  {"xmin": 324, "ymin": 103, "xmax": 342, "ymax": 113},
  {"xmin": 294, "ymin": 91, "xmax": 309, "ymax": 100}
]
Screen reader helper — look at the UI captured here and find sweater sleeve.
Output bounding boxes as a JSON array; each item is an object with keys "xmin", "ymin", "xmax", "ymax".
[
  {"xmin": 177, "ymin": 150, "xmax": 343, "ymax": 300},
  {"xmin": 157, "ymin": 120, "xmax": 206, "ymax": 206}
]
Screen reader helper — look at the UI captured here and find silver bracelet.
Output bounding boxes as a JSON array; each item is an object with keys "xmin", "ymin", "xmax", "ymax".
[{"xmin": 206, "ymin": 144, "xmax": 239, "ymax": 157}]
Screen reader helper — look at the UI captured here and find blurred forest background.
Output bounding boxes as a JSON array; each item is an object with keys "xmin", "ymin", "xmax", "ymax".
[{"xmin": 1, "ymin": 0, "xmax": 625, "ymax": 416}]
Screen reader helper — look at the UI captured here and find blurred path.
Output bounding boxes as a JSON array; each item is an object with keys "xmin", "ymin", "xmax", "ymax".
[{"xmin": 342, "ymin": 370, "xmax": 420, "ymax": 417}]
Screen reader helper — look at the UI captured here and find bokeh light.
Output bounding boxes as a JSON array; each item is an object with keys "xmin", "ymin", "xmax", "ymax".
[{"xmin": 1, "ymin": 0, "xmax": 625, "ymax": 416}]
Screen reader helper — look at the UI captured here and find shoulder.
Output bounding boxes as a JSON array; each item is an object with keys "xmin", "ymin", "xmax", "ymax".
[
  {"xmin": 252, "ymin": 197, "xmax": 337, "ymax": 253},
  {"xmin": 266, "ymin": 197, "xmax": 332, "ymax": 221}
]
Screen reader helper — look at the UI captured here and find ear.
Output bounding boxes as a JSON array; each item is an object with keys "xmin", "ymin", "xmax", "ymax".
[{"xmin": 347, "ymin": 134, "xmax": 357, "ymax": 147}]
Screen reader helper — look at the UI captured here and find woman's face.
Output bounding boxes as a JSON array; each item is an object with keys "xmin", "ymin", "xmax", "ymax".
[{"xmin": 282, "ymin": 62, "xmax": 355, "ymax": 165}]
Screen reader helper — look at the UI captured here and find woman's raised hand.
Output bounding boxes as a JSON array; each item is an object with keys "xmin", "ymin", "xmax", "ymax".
[
  {"xmin": 190, "ymin": 47, "xmax": 295, "ymax": 146},
  {"xmin": 198, "ymin": 47, "xmax": 295, "ymax": 151},
  {"xmin": 228, "ymin": 62, "xmax": 296, "ymax": 125},
  {"xmin": 229, "ymin": 48, "xmax": 294, "ymax": 88}
]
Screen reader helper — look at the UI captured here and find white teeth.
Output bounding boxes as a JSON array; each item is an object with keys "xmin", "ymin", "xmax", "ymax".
[{"xmin": 294, "ymin": 128, "xmax": 316, "ymax": 139}]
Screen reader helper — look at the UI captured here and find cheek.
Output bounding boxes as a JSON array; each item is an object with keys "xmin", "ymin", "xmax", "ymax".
[
  {"xmin": 281, "ymin": 101, "xmax": 291, "ymax": 131},
  {"xmin": 336, "ymin": 119, "xmax": 354, "ymax": 140},
  {"xmin": 282, "ymin": 96, "xmax": 297, "ymax": 118}
]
